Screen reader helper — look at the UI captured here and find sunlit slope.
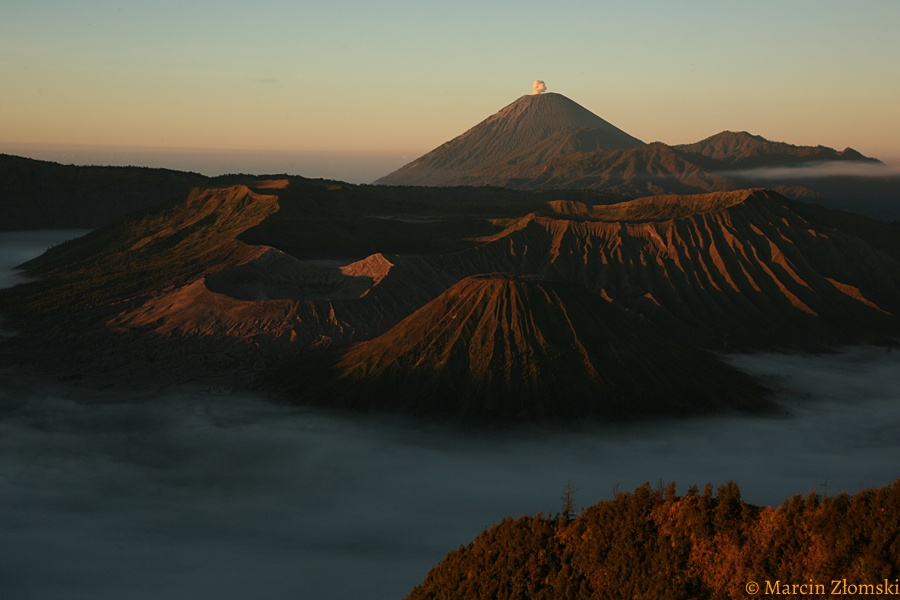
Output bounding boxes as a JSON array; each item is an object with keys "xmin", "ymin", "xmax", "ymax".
[
  {"xmin": 0, "ymin": 179, "xmax": 542, "ymax": 360},
  {"xmin": 405, "ymin": 480, "xmax": 900, "ymax": 600},
  {"xmin": 435, "ymin": 189, "xmax": 900, "ymax": 347},
  {"xmin": 3, "ymin": 182, "xmax": 900, "ymax": 391},
  {"xmin": 5, "ymin": 182, "xmax": 899, "ymax": 352},
  {"xmin": 275, "ymin": 274, "xmax": 770, "ymax": 420},
  {"xmin": 2, "ymin": 177, "xmax": 503, "ymax": 314},
  {"xmin": 3, "ymin": 184, "xmax": 280, "ymax": 313}
]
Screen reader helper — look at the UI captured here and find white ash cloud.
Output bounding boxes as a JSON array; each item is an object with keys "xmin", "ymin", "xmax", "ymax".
[{"xmin": 532, "ymin": 80, "xmax": 547, "ymax": 94}]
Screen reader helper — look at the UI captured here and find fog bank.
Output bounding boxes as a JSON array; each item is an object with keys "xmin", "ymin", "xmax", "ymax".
[
  {"xmin": 1, "ymin": 233, "xmax": 899, "ymax": 599},
  {"xmin": 721, "ymin": 159, "xmax": 900, "ymax": 181},
  {"xmin": 1, "ymin": 347, "xmax": 899, "ymax": 599},
  {"xmin": 0, "ymin": 230, "xmax": 90, "ymax": 289}
]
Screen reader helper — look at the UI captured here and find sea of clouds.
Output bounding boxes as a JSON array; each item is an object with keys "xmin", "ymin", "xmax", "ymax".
[{"xmin": 1, "ymin": 232, "xmax": 899, "ymax": 599}]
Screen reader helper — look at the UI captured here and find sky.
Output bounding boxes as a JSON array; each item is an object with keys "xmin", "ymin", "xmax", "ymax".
[{"xmin": 2, "ymin": 0, "xmax": 899, "ymax": 182}]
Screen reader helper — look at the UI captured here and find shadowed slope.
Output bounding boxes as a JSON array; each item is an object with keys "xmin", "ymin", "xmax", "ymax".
[
  {"xmin": 0, "ymin": 153, "xmax": 213, "ymax": 230},
  {"xmin": 7, "ymin": 185, "xmax": 899, "ymax": 352},
  {"xmin": 419, "ymin": 134, "xmax": 899, "ymax": 220},
  {"xmin": 375, "ymin": 93, "xmax": 644, "ymax": 186},
  {"xmin": 276, "ymin": 274, "xmax": 771, "ymax": 421},
  {"xmin": 373, "ymin": 99, "xmax": 897, "ymax": 219},
  {"xmin": 675, "ymin": 130, "xmax": 882, "ymax": 169},
  {"xmin": 471, "ymin": 142, "xmax": 733, "ymax": 196}
]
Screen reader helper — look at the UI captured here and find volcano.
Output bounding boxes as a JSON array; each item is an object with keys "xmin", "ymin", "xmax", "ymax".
[
  {"xmin": 275, "ymin": 274, "xmax": 771, "ymax": 422},
  {"xmin": 374, "ymin": 92, "xmax": 644, "ymax": 187},
  {"xmin": 373, "ymin": 95, "xmax": 898, "ymax": 221}
]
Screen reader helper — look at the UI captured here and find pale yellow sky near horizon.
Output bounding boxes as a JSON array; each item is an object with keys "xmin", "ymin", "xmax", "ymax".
[{"xmin": 2, "ymin": 0, "xmax": 899, "ymax": 180}]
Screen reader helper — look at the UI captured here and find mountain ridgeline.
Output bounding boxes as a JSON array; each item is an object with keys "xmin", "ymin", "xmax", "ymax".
[
  {"xmin": 3, "ymin": 173, "xmax": 900, "ymax": 421},
  {"xmin": 0, "ymin": 153, "xmax": 217, "ymax": 230},
  {"xmin": 376, "ymin": 94, "xmax": 899, "ymax": 221}
]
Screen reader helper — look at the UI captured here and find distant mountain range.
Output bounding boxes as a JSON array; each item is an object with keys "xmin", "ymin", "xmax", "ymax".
[
  {"xmin": 2, "ymin": 93, "xmax": 897, "ymax": 231},
  {"xmin": 377, "ymin": 93, "xmax": 900, "ymax": 221}
]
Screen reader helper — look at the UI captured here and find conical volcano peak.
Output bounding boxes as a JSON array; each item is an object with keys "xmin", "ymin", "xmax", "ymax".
[
  {"xmin": 275, "ymin": 275, "xmax": 772, "ymax": 422},
  {"xmin": 481, "ymin": 92, "xmax": 626, "ymax": 137},
  {"xmin": 374, "ymin": 92, "xmax": 644, "ymax": 186}
]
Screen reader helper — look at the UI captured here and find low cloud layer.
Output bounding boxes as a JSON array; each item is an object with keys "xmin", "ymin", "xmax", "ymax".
[
  {"xmin": 721, "ymin": 160, "xmax": 900, "ymax": 180},
  {"xmin": 1, "ymin": 347, "xmax": 900, "ymax": 599},
  {"xmin": 2, "ymin": 236, "xmax": 900, "ymax": 599},
  {"xmin": 0, "ymin": 230, "xmax": 90, "ymax": 289}
]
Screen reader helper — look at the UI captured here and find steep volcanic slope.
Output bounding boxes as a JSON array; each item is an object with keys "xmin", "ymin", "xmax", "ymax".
[
  {"xmin": 4, "ymin": 180, "xmax": 900, "ymax": 393},
  {"xmin": 274, "ymin": 274, "xmax": 770, "ymax": 421},
  {"xmin": 0, "ymin": 178, "xmax": 503, "ymax": 383},
  {"xmin": 675, "ymin": 132, "xmax": 900, "ymax": 220},
  {"xmin": 375, "ymin": 93, "xmax": 644, "ymax": 186},
  {"xmin": 5, "ymin": 184, "xmax": 280, "ymax": 313},
  {"xmin": 429, "ymin": 135, "xmax": 891, "ymax": 213},
  {"xmin": 461, "ymin": 142, "xmax": 735, "ymax": 196},
  {"xmin": 138, "ymin": 188, "xmax": 899, "ymax": 357},
  {"xmin": 427, "ymin": 189, "xmax": 900, "ymax": 348},
  {"xmin": 374, "ymin": 97, "xmax": 898, "ymax": 219}
]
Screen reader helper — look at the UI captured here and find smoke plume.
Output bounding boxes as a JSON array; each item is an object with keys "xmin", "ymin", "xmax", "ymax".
[{"xmin": 532, "ymin": 80, "xmax": 547, "ymax": 94}]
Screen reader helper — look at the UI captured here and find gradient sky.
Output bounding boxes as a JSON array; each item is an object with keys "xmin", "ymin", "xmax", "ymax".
[{"xmin": 2, "ymin": 0, "xmax": 899, "ymax": 181}]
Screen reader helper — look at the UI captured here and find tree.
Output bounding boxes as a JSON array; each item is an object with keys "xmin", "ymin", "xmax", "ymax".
[{"xmin": 561, "ymin": 482, "xmax": 578, "ymax": 520}]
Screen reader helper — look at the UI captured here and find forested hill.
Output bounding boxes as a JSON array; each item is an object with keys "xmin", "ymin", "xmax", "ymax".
[{"xmin": 407, "ymin": 480, "xmax": 900, "ymax": 599}]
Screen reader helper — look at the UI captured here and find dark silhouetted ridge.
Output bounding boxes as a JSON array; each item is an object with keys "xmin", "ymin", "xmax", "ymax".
[{"xmin": 0, "ymin": 153, "xmax": 213, "ymax": 230}]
